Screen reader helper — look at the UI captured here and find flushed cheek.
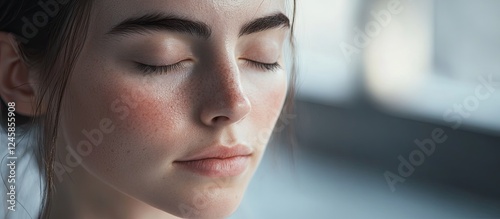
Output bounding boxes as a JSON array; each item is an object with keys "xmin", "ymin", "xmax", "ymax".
[
  {"xmin": 75, "ymin": 83, "xmax": 189, "ymax": 181},
  {"xmin": 246, "ymin": 73, "xmax": 288, "ymax": 152}
]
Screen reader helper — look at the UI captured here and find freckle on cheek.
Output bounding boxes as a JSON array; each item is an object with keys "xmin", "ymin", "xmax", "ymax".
[{"xmin": 119, "ymin": 95, "xmax": 182, "ymax": 142}]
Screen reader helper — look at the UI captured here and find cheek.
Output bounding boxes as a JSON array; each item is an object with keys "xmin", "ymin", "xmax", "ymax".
[
  {"xmin": 256, "ymin": 72, "xmax": 288, "ymax": 118},
  {"xmin": 60, "ymin": 73, "xmax": 189, "ymax": 181},
  {"xmin": 247, "ymin": 73, "xmax": 288, "ymax": 146}
]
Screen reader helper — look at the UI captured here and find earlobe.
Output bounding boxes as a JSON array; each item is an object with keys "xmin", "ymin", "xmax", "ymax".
[{"xmin": 0, "ymin": 32, "xmax": 42, "ymax": 117}]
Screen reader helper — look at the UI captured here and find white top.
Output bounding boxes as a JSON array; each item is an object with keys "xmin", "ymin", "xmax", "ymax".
[{"xmin": 1, "ymin": 129, "xmax": 44, "ymax": 219}]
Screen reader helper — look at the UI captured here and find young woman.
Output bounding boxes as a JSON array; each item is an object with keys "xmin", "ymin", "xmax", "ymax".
[{"xmin": 0, "ymin": 0, "xmax": 296, "ymax": 218}]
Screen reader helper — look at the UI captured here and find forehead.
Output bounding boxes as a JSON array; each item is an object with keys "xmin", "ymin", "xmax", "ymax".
[{"xmin": 90, "ymin": 0, "xmax": 287, "ymax": 37}]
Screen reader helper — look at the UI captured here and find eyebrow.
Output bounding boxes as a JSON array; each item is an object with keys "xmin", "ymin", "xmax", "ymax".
[
  {"xmin": 107, "ymin": 13, "xmax": 212, "ymax": 39},
  {"xmin": 239, "ymin": 13, "xmax": 290, "ymax": 37},
  {"xmin": 106, "ymin": 12, "xmax": 290, "ymax": 39}
]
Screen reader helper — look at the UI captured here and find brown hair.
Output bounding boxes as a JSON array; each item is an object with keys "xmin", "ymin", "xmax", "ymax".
[
  {"xmin": 0, "ymin": 1, "xmax": 297, "ymax": 218},
  {"xmin": 0, "ymin": 1, "xmax": 94, "ymax": 218}
]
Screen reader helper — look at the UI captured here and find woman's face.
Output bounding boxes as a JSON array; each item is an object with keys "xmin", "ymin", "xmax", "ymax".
[{"xmin": 57, "ymin": 0, "xmax": 289, "ymax": 218}]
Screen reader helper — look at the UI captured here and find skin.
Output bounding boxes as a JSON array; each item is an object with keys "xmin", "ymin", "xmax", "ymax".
[{"xmin": 44, "ymin": 0, "xmax": 290, "ymax": 218}]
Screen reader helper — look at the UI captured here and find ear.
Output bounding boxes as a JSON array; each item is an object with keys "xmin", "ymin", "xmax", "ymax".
[{"xmin": 0, "ymin": 32, "xmax": 44, "ymax": 117}]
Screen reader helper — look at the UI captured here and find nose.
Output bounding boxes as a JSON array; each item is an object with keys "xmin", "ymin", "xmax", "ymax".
[{"xmin": 199, "ymin": 59, "xmax": 252, "ymax": 127}]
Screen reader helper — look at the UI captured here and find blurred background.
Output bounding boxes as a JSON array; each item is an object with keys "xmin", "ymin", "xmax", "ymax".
[{"xmin": 231, "ymin": 0, "xmax": 500, "ymax": 218}]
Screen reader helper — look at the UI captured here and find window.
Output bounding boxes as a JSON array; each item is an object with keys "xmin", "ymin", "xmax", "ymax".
[{"xmin": 297, "ymin": 0, "xmax": 500, "ymax": 133}]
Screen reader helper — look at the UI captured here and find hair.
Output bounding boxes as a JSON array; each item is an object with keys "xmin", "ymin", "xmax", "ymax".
[{"xmin": 0, "ymin": 1, "xmax": 297, "ymax": 218}]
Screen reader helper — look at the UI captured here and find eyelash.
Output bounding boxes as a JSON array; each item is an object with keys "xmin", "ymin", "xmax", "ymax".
[
  {"xmin": 245, "ymin": 60, "xmax": 281, "ymax": 72},
  {"xmin": 136, "ymin": 62, "xmax": 186, "ymax": 74},
  {"xmin": 136, "ymin": 60, "xmax": 281, "ymax": 74}
]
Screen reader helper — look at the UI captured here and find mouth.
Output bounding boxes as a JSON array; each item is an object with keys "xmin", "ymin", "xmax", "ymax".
[{"xmin": 173, "ymin": 145, "xmax": 253, "ymax": 177}]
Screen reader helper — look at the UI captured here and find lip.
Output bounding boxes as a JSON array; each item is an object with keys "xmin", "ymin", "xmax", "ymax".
[{"xmin": 174, "ymin": 145, "xmax": 253, "ymax": 177}]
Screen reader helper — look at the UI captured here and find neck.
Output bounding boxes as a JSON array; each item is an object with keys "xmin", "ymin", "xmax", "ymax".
[{"xmin": 50, "ymin": 162, "xmax": 180, "ymax": 219}]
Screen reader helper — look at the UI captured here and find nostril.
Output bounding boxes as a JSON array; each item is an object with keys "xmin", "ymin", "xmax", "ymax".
[
  {"xmin": 212, "ymin": 116, "xmax": 230, "ymax": 124},
  {"xmin": 198, "ymin": 63, "xmax": 253, "ymax": 127},
  {"xmin": 200, "ymin": 99, "xmax": 251, "ymax": 127}
]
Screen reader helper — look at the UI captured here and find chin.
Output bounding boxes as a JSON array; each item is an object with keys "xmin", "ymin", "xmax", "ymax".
[
  {"xmin": 160, "ymin": 189, "xmax": 245, "ymax": 219},
  {"xmin": 140, "ymin": 177, "xmax": 249, "ymax": 219}
]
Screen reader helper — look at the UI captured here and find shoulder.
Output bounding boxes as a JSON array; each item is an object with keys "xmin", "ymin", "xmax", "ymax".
[{"xmin": 1, "ymin": 130, "xmax": 44, "ymax": 219}]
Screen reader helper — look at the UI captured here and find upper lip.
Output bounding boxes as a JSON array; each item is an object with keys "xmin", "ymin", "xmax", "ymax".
[{"xmin": 175, "ymin": 144, "xmax": 253, "ymax": 162}]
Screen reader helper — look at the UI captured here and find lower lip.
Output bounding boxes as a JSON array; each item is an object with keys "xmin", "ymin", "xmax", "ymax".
[{"xmin": 174, "ymin": 156, "xmax": 251, "ymax": 177}]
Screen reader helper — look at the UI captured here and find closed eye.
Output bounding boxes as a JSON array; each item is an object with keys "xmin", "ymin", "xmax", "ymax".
[
  {"xmin": 135, "ymin": 61, "xmax": 187, "ymax": 74},
  {"xmin": 135, "ymin": 59, "xmax": 281, "ymax": 74},
  {"xmin": 244, "ymin": 59, "xmax": 281, "ymax": 72}
]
